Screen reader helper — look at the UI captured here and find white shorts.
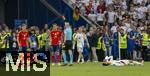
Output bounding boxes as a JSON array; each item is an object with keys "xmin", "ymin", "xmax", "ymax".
[
  {"xmin": 112, "ymin": 60, "xmax": 125, "ymax": 66},
  {"xmin": 77, "ymin": 46, "xmax": 83, "ymax": 53}
]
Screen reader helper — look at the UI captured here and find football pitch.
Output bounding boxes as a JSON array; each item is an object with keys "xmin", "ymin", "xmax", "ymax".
[{"xmin": 50, "ymin": 62, "xmax": 150, "ymax": 76}]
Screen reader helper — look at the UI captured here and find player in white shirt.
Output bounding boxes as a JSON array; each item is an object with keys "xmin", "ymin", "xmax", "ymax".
[
  {"xmin": 102, "ymin": 56, "xmax": 144, "ymax": 66},
  {"xmin": 75, "ymin": 26, "xmax": 89, "ymax": 64}
]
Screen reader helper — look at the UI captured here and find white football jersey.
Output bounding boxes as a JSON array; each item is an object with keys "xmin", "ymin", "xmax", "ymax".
[{"xmin": 76, "ymin": 33, "xmax": 85, "ymax": 47}]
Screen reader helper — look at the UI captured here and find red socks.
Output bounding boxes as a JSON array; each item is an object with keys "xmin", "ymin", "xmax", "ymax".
[
  {"xmin": 51, "ymin": 55, "xmax": 54, "ymax": 63},
  {"xmin": 51, "ymin": 54, "xmax": 61, "ymax": 63}
]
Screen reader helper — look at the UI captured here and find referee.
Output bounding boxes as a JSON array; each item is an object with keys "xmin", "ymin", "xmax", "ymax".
[{"xmin": 62, "ymin": 22, "xmax": 73, "ymax": 66}]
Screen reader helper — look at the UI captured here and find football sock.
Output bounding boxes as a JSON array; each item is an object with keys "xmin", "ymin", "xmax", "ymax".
[
  {"xmin": 54, "ymin": 52, "xmax": 57, "ymax": 63},
  {"xmin": 58, "ymin": 55, "xmax": 61, "ymax": 63},
  {"xmin": 62, "ymin": 53, "xmax": 67, "ymax": 64},
  {"xmin": 70, "ymin": 54, "xmax": 73, "ymax": 64},
  {"xmin": 51, "ymin": 55, "xmax": 54, "ymax": 63}
]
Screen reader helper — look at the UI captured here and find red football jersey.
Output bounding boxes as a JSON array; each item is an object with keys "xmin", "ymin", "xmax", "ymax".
[
  {"xmin": 17, "ymin": 31, "xmax": 29, "ymax": 47},
  {"xmin": 50, "ymin": 30, "xmax": 62, "ymax": 45}
]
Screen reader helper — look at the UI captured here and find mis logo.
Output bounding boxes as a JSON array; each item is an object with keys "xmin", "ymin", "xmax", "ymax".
[{"xmin": 5, "ymin": 52, "xmax": 48, "ymax": 71}]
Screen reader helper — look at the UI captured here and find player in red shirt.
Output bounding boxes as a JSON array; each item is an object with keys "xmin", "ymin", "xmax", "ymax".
[
  {"xmin": 17, "ymin": 24, "xmax": 29, "ymax": 51},
  {"xmin": 50, "ymin": 24, "xmax": 62, "ymax": 66}
]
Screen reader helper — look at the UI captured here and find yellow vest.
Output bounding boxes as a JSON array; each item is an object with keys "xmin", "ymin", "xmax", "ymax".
[
  {"xmin": 120, "ymin": 34, "xmax": 127, "ymax": 49},
  {"xmin": 41, "ymin": 33, "xmax": 47, "ymax": 46},
  {"xmin": 73, "ymin": 33, "xmax": 77, "ymax": 44},
  {"xmin": 142, "ymin": 32, "xmax": 149, "ymax": 46},
  {"xmin": 37, "ymin": 34, "xmax": 42, "ymax": 48},
  {"xmin": 0, "ymin": 34, "xmax": 9, "ymax": 49},
  {"xmin": 97, "ymin": 37, "xmax": 106, "ymax": 51}
]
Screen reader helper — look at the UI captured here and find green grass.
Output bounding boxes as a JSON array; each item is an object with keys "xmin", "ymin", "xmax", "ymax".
[{"xmin": 50, "ymin": 62, "xmax": 150, "ymax": 76}]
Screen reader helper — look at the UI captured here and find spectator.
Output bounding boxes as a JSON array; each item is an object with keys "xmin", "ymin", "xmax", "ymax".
[
  {"xmin": 85, "ymin": 2, "xmax": 93, "ymax": 15},
  {"xmin": 103, "ymin": 25, "xmax": 112, "ymax": 57},
  {"xmin": 73, "ymin": 7, "xmax": 80, "ymax": 21},
  {"xmin": 88, "ymin": 12, "xmax": 97, "ymax": 22},
  {"xmin": 105, "ymin": 0, "xmax": 113, "ymax": 6},
  {"xmin": 106, "ymin": 5, "xmax": 116, "ymax": 29},
  {"xmin": 96, "ymin": 9, "xmax": 105, "ymax": 26},
  {"xmin": 116, "ymin": 9, "xmax": 123, "ymax": 20},
  {"xmin": 96, "ymin": 27, "xmax": 106, "ymax": 62},
  {"xmin": 133, "ymin": 29, "xmax": 142, "ymax": 60},
  {"xmin": 90, "ymin": 26, "xmax": 98, "ymax": 62},
  {"xmin": 86, "ymin": 27, "xmax": 93, "ymax": 61},
  {"xmin": 129, "ymin": 4, "xmax": 136, "ymax": 20},
  {"xmin": 111, "ymin": 22, "xmax": 119, "ymax": 34},
  {"xmin": 119, "ymin": 28, "xmax": 128, "ymax": 59},
  {"xmin": 141, "ymin": 27, "xmax": 149, "ymax": 60},
  {"xmin": 97, "ymin": 0, "xmax": 106, "ymax": 13}
]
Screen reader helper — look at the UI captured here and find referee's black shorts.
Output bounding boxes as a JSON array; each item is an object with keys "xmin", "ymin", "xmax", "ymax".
[{"xmin": 63, "ymin": 40, "xmax": 72, "ymax": 50}]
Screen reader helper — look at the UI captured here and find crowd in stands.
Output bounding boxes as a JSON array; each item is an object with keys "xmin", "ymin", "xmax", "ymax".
[
  {"xmin": 70, "ymin": 0, "xmax": 150, "ymax": 27},
  {"xmin": 66, "ymin": 0, "xmax": 150, "ymax": 64}
]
